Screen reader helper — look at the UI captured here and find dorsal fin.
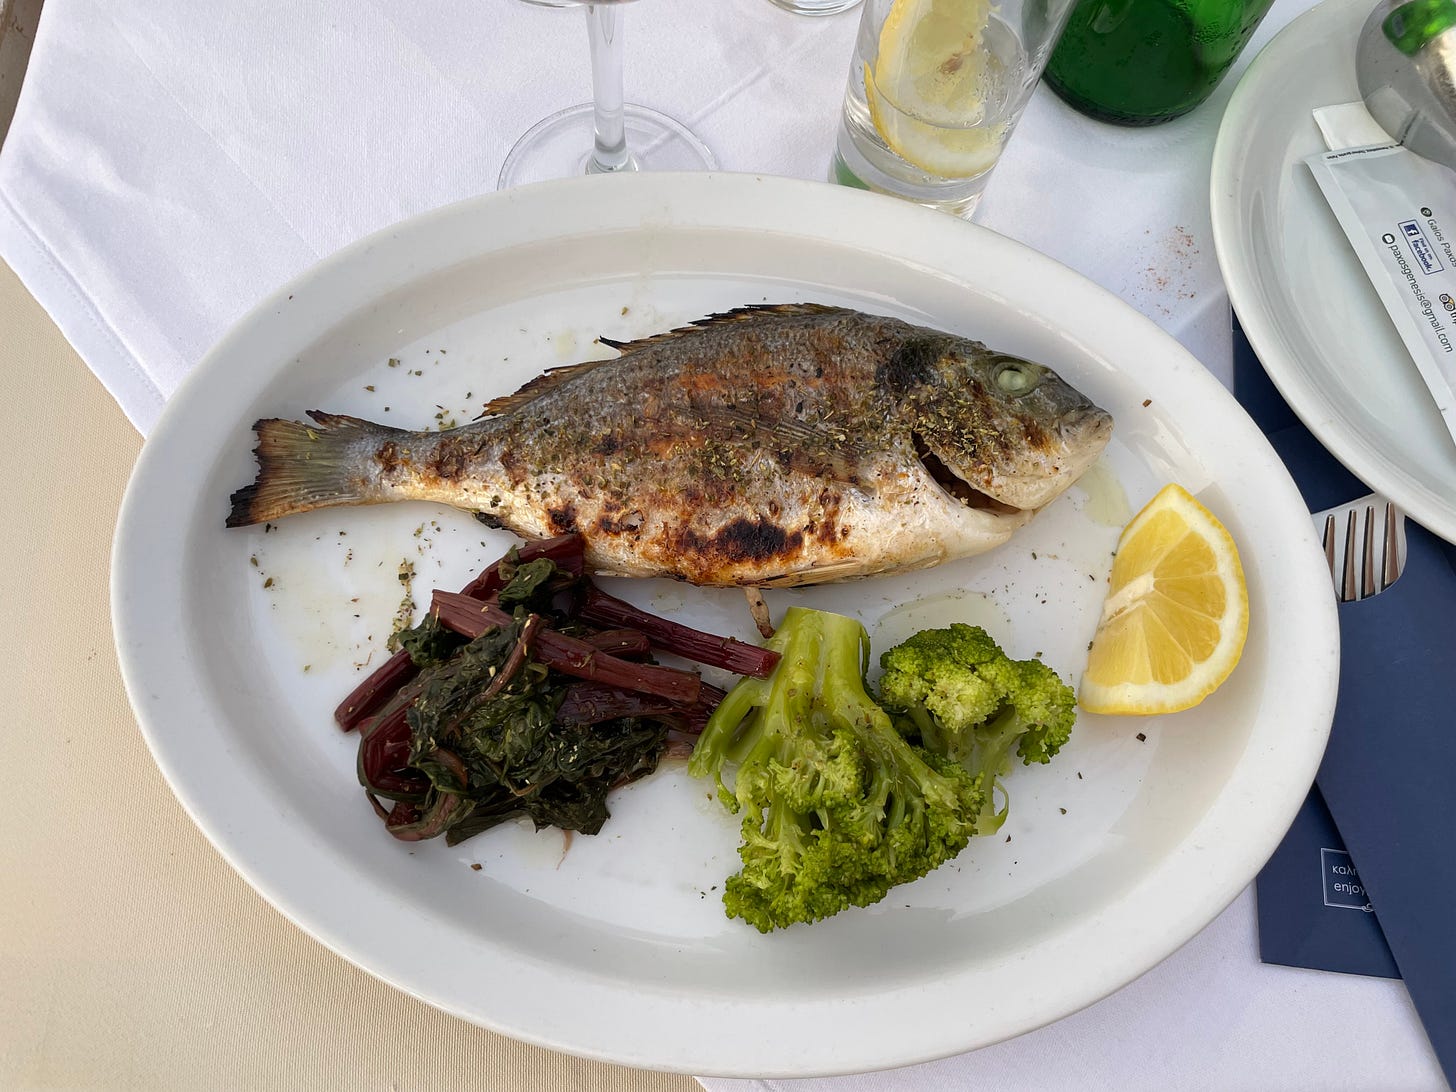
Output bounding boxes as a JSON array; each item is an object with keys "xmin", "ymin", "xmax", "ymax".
[
  {"xmin": 477, "ymin": 356, "xmax": 621, "ymax": 417},
  {"xmin": 478, "ymin": 304, "xmax": 846, "ymax": 417},
  {"xmin": 599, "ymin": 303, "xmax": 846, "ymax": 356}
]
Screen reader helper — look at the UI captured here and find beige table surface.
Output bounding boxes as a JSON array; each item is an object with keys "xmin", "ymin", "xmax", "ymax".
[{"xmin": 0, "ymin": 256, "xmax": 698, "ymax": 1092}]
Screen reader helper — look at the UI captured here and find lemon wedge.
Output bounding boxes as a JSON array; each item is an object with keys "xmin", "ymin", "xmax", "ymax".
[
  {"xmin": 865, "ymin": 0, "xmax": 1006, "ymax": 178},
  {"xmin": 1078, "ymin": 483, "xmax": 1249, "ymax": 716}
]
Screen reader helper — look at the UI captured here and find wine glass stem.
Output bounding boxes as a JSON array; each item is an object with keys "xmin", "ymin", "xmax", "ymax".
[{"xmin": 585, "ymin": 5, "xmax": 634, "ymax": 174}]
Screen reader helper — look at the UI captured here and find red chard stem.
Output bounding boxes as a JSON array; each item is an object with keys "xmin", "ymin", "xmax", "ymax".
[
  {"xmin": 430, "ymin": 591, "xmax": 701, "ymax": 704},
  {"xmin": 579, "ymin": 585, "xmax": 780, "ymax": 677}
]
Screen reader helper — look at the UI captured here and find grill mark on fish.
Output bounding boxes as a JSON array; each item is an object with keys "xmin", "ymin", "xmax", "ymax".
[
  {"xmin": 1020, "ymin": 416, "xmax": 1052, "ymax": 452},
  {"xmin": 428, "ymin": 437, "xmax": 471, "ymax": 481},
  {"xmin": 377, "ymin": 441, "xmax": 401, "ymax": 474},
  {"xmin": 812, "ymin": 487, "xmax": 844, "ymax": 545},
  {"xmin": 596, "ymin": 508, "xmax": 645, "ymax": 536},
  {"xmin": 547, "ymin": 503, "xmax": 578, "ymax": 534},
  {"xmin": 672, "ymin": 517, "xmax": 805, "ymax": 569}
]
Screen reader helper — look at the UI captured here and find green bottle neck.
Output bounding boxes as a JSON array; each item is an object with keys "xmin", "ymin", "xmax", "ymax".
[{"xmin": 1383, "ymin": 0, "xmax": 1456, "ymax": 56}]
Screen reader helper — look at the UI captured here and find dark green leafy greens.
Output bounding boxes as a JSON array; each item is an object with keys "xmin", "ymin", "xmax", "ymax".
[
  {"xmin": 402, "ymin": 615, "xmax": 668, "ymax": 843},
  {"xmin": 341, "ymin": 534, "xmax": 770, "ymax": 850},
  {"xmin": 394, "ymin": 613, "xmax": 464, "ymax": 669}
]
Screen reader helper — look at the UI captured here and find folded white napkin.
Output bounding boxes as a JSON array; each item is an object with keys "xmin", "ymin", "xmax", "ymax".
[
  {"xmin": 0, "ymin": 0, "xmax": 861, "ymax": 431},
  {"xmin": 9, "ymin": 0, "xmax": 1259, "ymax": 433},
  {"xmin": 0, "ymin": 0, "xmax": 1445, "ymax": 1087}
]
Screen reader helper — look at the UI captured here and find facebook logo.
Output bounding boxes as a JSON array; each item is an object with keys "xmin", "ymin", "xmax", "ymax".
[{"xmin": 1398, "ymin": 219, "xmax": 1445, "ymax": 275}]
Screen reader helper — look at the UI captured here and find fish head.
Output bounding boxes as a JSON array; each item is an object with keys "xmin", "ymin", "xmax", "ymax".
[{"xmin": 899, "ymin": 339, "xmax": 1114, "ymax": 513}]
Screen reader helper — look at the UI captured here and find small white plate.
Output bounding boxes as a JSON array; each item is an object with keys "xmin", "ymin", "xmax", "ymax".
[
  {"xmin": 112, "ymin": 172, "xmax": 1336, "ymax": 1077},
  {"xmin": 1212, "ymin": 0, "xmax": 1456, "ymax": 542}
]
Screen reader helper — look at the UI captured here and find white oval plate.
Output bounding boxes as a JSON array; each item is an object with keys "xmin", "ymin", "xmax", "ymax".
[
  {"xmin": 113, "ymin": 172, "xmax": 1336, "ymax": 1077},
  {"xmin": 1211, "ymin": 0, "xmax": 1456, "ymax": 542}
]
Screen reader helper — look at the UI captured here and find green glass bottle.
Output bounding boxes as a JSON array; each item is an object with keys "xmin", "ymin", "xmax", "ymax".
[
  {"xmin": 1380, "ymin": 0, "xmax": 1456, "ymax": 56},
  {"xmin": 1042, "ymin": 0, "xmax": 1278, "ymax": 125}
]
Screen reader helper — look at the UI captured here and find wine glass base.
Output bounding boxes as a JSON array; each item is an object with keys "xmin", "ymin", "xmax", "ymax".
[
  {"xmin": 498, "ymin": 103, "xmax": 717, "ymax": 189},
  {"xmin": 765, "ymin": 0, "xmax": 863, "ymax": 14}
]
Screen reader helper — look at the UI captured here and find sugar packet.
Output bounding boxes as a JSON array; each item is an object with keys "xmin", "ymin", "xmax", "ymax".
[{"xmin": 1307, "ymin": 102, "xmax": 1456, "ymax": 447}]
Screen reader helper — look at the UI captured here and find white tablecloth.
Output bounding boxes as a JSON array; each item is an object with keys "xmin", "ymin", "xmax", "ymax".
[{"xmin": 0, "ymin": 0, "xmax": 1445, "ymax": 1087}]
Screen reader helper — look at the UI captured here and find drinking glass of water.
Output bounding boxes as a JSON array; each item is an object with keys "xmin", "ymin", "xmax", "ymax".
[
  {"xmin": 500, "ymin": 1, "xmax": 716, "ymax": 187},
  {"xmin": 832, "ymin": 0, "xmax": 1076, "ymax": 218}
]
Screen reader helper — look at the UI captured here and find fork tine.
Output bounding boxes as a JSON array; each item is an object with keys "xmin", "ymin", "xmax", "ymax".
[
  {"xmin": 1362, "ymin": 505, "xmax": 1376, "ymax": 599},
  {"xmin": 1316, "ymin": 497, "xmax": 1402, "ymax": 602},
  {"xmin": 1383, "ymin": 503, "xmax": 1401, "ymax": 590},
  {"xmin": 1342, "ymin": 510, "xmax": 1359, "ymax": 602}
]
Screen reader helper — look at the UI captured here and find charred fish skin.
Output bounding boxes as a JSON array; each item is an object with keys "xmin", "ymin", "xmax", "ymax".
[{"xmin": 227, "ymin": 304, "xmax": 1113, "ymax": 587}]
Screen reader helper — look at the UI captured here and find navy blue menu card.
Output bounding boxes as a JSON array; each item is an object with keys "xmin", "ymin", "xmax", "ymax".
[{"xmin": 1234, "ymin": 316, "xmax": 1455, "ymax": 1086}]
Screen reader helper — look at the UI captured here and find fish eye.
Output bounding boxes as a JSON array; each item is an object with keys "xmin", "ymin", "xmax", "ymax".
[{"xmin": 992, "ymin": 359, "xmax": 1041, "ymax": 396}]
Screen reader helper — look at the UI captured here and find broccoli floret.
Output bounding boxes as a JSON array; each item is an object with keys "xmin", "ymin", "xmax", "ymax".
[
  {"xmin": 688, "ymin": 607, "xmax": 985, "ymax": 932},
  {"xmin": 878, "ymin": 624, "xmax": 1076, "ymax": 834}
]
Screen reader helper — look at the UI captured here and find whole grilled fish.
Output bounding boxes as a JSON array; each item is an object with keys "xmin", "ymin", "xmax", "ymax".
[{"xmin": 227, "ymin": 304, "xmax": 1113, "ymax": 586}]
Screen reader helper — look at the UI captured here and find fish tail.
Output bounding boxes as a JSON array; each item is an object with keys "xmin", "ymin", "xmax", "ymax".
[{"xmin": 226, "ymin": 411, "xmax": 397, "ymax": 527}]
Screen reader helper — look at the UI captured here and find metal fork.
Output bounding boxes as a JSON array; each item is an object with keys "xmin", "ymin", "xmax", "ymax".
[{"xmin": 1314, "ymin": 495, "xmax": 1406, "ymax": 602}]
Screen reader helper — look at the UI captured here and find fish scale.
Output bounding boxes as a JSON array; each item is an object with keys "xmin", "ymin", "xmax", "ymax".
[{"xmin": 226, "ymin": 304, "xmax": 1113, "ymax": 586}]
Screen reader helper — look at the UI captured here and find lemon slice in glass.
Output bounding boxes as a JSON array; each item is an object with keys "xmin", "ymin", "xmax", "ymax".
[
  {"xmin": 865, "ymin": 0, "xmax": 1006, "ymax": 178},
  {"xmin": 1079, "ymin": 483, "xmax": 1249, "ymax": 716}
]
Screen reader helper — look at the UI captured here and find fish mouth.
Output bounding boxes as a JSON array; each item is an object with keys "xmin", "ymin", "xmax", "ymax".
[
  {"xmin": 912, "ymin": 434, "xmax": 1025, "ymax": 516},
  {"xmin": 912, "ymin": 403, "xmax": 1113, "ymax": 514}
]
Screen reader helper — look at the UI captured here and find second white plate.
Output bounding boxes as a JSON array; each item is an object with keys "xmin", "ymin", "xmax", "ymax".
[{"xmin": 1212, "ymin": 0, "xmax": 1456, "ymax": 541}]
